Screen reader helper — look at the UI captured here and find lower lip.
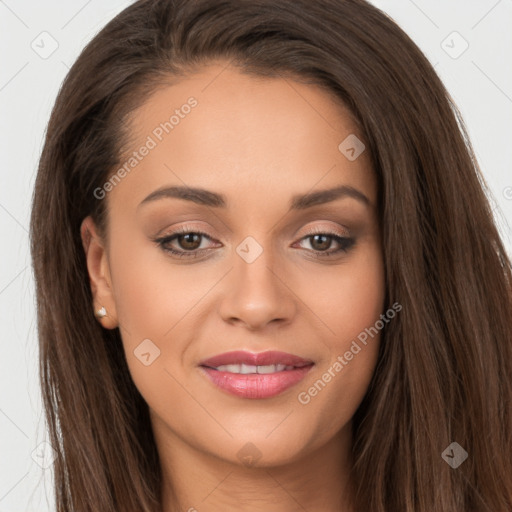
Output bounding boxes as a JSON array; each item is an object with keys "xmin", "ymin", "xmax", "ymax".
[{"xmin": 200, "ymin": 365, "xmax": 313, "ymax": 399}]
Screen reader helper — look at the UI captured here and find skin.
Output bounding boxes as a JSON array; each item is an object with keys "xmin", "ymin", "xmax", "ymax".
[{"xmin": 81, "ymin": 61, "xmax": 385, "ymax": 512}]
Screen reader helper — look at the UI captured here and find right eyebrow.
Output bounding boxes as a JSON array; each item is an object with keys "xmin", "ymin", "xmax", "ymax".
[{"xmin": 138, "ymin": 185, "xmax": 227, "ymax": 209}]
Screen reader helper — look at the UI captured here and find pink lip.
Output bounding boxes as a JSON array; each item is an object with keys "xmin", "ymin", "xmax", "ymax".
[{"xmin": 199, "ymin": 350, "xmax": 314, "ymax": 399}]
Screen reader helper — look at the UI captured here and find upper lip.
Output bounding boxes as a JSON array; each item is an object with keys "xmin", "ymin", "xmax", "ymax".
[{"xmin": 199, "ymin": 350, "xmax": 314, "ymax": 368}]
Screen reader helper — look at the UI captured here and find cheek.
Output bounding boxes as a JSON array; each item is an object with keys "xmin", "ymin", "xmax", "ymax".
[
  {"xmin": 107, "ymin": 236, "xmax": 188, "ymax": 407},
  {"xmin": 107, "ymin": 229, "xmax": 222, "ymax": 395},
  {"xmin": 108, "ymin": 229, "xmax": 198, "ymax": 336},
  {"xmin": 336, "ymin": 253, "xmax": 385, "ymax": 343},
  {"xmin": 296, "ymin": 242, "xmax": 385, "ymax": 414},
  {"xmin": 307, "ymin": 239, "xmax": 385, "ymax": 350},
  {"xmin": 334, "ymin": 244, "xmax": 385, "ymax": 375}
]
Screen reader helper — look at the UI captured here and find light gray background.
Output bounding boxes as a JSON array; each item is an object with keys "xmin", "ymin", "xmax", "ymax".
[{"xmin": 1, "ymin": 1, "xmax": 511, "ymax": 510}]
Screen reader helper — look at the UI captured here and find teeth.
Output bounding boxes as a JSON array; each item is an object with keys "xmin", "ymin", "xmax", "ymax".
[
  {"xmin": 218, "ymin": 364, "xmax": 243, "ymax": 373},
  {"xmin": 215, "ymin": 363, "xmax": 290, "ymax": 374},
  {"xmin": 239, "ymin": 364, "xmax": 257, "ymax": 374},
  {"xmin": 257, "ymin": 364, "xmax": 286, "ymax": 374}
]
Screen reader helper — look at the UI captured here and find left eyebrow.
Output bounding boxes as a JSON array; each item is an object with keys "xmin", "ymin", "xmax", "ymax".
[{"xmin": 289, "ymin": 185, "xmax": 371, "ymax": 210}]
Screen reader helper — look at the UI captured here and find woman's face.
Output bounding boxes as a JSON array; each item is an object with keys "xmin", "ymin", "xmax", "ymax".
[{"xmin": 82, "ymin": 61, "xmax": 385, "ymax": 468}]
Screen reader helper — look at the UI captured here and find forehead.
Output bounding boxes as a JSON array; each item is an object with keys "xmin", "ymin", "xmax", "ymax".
[{"xmin": 109, "ymin": 62, "xmax": 376, "ymax": 212}]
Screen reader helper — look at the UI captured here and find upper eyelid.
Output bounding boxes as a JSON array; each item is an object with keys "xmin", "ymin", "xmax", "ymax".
[{"xmin": 157, "ymin": 220, "xmax": 351, "ymax": 238}]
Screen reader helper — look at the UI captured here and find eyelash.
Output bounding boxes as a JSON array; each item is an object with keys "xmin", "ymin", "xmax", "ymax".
[{"xmin": 154, "ymin": 226, "xmax": 356, "ymax": 260}]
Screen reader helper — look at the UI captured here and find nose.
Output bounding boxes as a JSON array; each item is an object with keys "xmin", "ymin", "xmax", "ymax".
[{"xmin": 217, "ymin": 241, "xmax": 297, "ymax": 331}]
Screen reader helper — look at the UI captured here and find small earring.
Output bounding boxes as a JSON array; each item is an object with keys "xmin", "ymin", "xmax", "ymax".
[{"xmin": 95, "ymin": 306, "xmax": 107, "ymax": 318}]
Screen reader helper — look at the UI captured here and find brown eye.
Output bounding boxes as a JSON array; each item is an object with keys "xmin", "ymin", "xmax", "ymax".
[
  {"xmin": 176, "ymin": 233, "xmax": 202, "ymax": 251},
  {"xmin": 309, "ymin": 234, "xmax": 332, "ymax": 251},
  {"xmin": 155, "ymin": 229, "xmax": 218, "ymax": 259},
  {"xmin": 296, "ymin": 230, "xmax": 356, "ymax": 258}
]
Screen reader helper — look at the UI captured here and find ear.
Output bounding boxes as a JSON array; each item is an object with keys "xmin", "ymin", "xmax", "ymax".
[{"xmin": 80, "ymin": 216, "xmax": 118, "ymax": 329}]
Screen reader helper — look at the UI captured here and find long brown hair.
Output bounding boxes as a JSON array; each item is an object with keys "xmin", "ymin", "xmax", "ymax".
[{"xmin": 30, "ymin": 0, "xmax": 512, "ymax": 510}]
